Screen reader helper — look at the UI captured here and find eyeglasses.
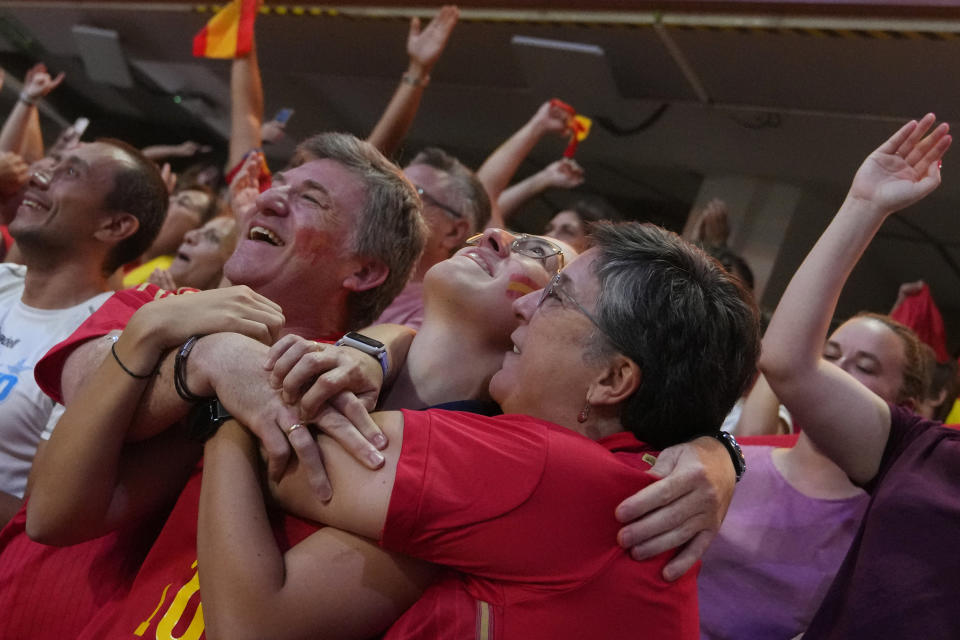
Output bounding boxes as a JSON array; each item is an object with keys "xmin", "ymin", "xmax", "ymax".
[
  {"xmin": 465, "ymin": 233, "xmax": 565, "ymax": 274},
  {"xmin": 416, "ymin": 185, "xmax": 463, "ymax": 220},
  {"xmin": 538, "ymin": 272, "xmax": 623, "ymax": 352}
]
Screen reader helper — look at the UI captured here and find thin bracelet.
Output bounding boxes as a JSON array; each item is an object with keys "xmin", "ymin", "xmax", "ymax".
[
  {"xmin": 111, "ymin": 340, "xmax": 157, "ymax": 379},
  {"xmin": 173, "ymin": 335, "xmax": 209, "ymax": 403},
  {"xmin": 401, "ymin": 72, "xmax": 429, "ymax": 88},
  {"xmin": 18, "ymin": 91, "xmax": 36, "ymax": 106}
]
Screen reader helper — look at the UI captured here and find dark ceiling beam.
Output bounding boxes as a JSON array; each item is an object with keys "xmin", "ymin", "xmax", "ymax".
[{"xmin": 19, "ymin": 0, "xmax": 960, "ymax": 19}]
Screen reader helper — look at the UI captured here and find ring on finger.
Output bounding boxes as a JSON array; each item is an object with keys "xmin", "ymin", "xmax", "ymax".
[{"xmin": 285, "ymin": 422, "xmax": 305, "ymax": 436}]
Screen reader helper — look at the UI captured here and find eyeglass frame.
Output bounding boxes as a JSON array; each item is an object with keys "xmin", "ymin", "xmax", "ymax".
[
  {"xmin": 416, "ymin": 185, "xmax": 464, "ymax": 220},
  {"xmin": 464, "ymin": 232, "xmax": 566, "ymax": 274},
  {"xmin": 537, "ymin": 272, "xmax": 625, "ymax": 354}
]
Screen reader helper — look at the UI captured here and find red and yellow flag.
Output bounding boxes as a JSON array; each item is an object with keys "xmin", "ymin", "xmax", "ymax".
[
  {"xmin": 192, "ymin": 0, "xmax": 258, "ymax": 59},
  {"xmin": 549, "ymin": 98, "xmax": 592, "ymax": 158}
]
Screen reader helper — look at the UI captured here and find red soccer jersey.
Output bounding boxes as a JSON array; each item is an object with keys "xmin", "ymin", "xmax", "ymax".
[
  {"xmin": 35, "ymin": 283, "xmax": 197, "ymax": 404},
  {"xmin": 381, "ymin": 409, "xmax": 700, "ymax": 640},
  {"xmin": 76, "ymin": 465, "xmax": 319, "ymax": 639},
  {"xmin": 0, "ymin": 284, "xmax": 192, "ymax": 640}
]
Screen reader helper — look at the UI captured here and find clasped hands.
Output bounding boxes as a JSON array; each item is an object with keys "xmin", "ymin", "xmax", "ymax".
[{"xmin": 246, "ymin": 334, "xmax": 388, "ymax": 502}]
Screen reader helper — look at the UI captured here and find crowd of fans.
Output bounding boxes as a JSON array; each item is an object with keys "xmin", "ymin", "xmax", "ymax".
[{"xmin": 0, "ymin": 5, "xmax": 957, "ymax": 639}]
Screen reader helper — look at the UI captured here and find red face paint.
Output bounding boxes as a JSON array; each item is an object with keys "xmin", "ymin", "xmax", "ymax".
[
  {"xmin": 506, "ymin": 273, "xmax": 540, "ymax": 300},
  {"xmin": 294, "ymin": 227, "xmax": 336, "ymax": 267}
]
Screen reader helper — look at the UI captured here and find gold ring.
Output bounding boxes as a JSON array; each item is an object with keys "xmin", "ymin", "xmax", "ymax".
[{"xmin": 285, "ymin": 422, "xmax": 305, "ymax": 436}]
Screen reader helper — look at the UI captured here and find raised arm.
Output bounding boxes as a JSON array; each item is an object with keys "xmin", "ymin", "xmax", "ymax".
[
  {"xmin": 734, "ymin": 373, "xmax": 791, "ymax": 436},
  {"xmin": 227, "ymin": 33, "xmax": 264, "ymax": 170},
  {"xmin": 492, "ymin": 158, "xmax": 584, "ymax": 229},
  {"xmin": 198, "ymin": 417, "xmax": 436, "ymax": 640},
  {"xmin": 476, "ymin": 100, "xmax": 570, "ymax": 210},
  {"xmin": 142, "ymin": 140, "xmax": 213, "ymax": 162},
  {"xmin": 761, "ymin": 115, "xmax": 950, "ymax": 484},
  {"xmin": 0, "ymin": 63, "xmax": 64, "ymax": 162},
  {"xmin": 365, "ymin": 5, "xmax": 459, "ymax": 158}
]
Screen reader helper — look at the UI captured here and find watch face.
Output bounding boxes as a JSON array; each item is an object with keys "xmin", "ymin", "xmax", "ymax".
[{"xmin": 345, "ymin": 331, "xmax": 385, "ymax": 349}]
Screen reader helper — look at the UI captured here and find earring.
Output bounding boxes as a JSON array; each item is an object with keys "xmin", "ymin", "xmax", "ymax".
[{"xmin": 577, "ymin": 404, "xmax": 590, "ymax": 423}]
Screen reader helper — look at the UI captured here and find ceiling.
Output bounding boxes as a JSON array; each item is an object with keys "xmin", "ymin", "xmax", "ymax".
[{"xmin": 3, "ymin": 1, "xmax": 960, "ymax": 345}]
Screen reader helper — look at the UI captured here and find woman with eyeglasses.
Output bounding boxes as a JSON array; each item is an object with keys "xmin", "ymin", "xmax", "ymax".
[{"xmin": 197, "ymin": 222, "xmax": 761, "ymax": 639}]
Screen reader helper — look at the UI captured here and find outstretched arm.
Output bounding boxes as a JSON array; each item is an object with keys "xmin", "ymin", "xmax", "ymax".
[
  {"xmin": 476, "ymin": 100, "xmax": 570, "ymax": 214},
  {"xmin": 228, "ymin": 33, "xmax": 264, "ymax": 171},
  {"xmin": 366, "ymin": 5, "xmax": 459, "ymax": 158},
  {"xmin": 761, "ymin": 115, "xmax": 950, "ymax": 485},
  {"xmin": 493, "ymin": 158, "xmax": 584, "ymax": 229},
  {"xmin": 198, "ymin": 418, "xmax": 436, "ymax": 640},
  {"xmin": 0, "ymin": 63, "xmax": 64, "ymax": 162}
]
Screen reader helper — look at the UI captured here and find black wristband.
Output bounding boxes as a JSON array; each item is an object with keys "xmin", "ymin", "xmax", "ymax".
[
  {"xmin": 173, "ymin": 335, "xmax": 210, "ymax": 403},
  {"xmin": 712, "ymin": 431, "xmax": 746, "ymax": 482}
]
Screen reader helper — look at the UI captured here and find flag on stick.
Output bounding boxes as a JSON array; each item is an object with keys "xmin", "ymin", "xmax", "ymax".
[{"xmin": 193, "ymin": 0, "xmax": 258, "ymax": 59}]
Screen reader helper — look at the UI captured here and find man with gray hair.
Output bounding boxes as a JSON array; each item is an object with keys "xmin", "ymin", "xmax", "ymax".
[
  {"xmin": 376, "ymin": 147, "xmax": 491, "ymax": 329},
  {"xmin": 3, "ymin": 132, "xmax": 426, "ymax": 640}
]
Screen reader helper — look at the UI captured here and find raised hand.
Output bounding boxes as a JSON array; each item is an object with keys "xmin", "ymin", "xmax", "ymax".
[
  {"xmin": 530, "ymin": 100, "xmax": 572, "ymax": 138},
  {"xmin": 0, "ymin": 151, "xmax": 29, "ymax": 197},
  {"xmin": 541, "ymin": 158, "xmax": 585, "ymax": 189},
  {"xmin": 260, "ymin": 120, "xmax": 285, "ymax": 144},
  {"xmin": 847, "ymin": 114, "xmax": 951, "ymax": 216},
  {"xmin": 228, "ymin": 151, "xmax": 262, "ymax": 218},
  {"xmin": 407, "ymin": 5, "xmax": 459, "ymax": 75},
  {"xmin": 147, "ymin": 268, "xmax": 178, "ymax": 292},
  {"xmin": 23, "ymin": 63, "xmax": 65, "ymax": 101},
  {"xmin": 159, "ymin": 162, "xmax": 177, "ymax": 194}
]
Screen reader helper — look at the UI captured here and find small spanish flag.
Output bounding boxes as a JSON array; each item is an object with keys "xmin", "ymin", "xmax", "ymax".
[
  {"xmin": 192, "ymin": 0, "xmax": 258, "ymax": 59},
  {"xmin": 548, "ymin": 99, "xmax": 592, "ymax": 158}
]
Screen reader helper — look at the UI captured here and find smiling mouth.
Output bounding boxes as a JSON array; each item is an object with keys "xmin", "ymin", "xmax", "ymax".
[
  {"xmin": 463, "ymin": 250, "xmax": 492, "ymax": 276},
  {"xmin": 21, "ymin": 197, "xmax": 47, "ymax": 210},
  {"xmin": 176, "ymin": 251, "xmax": 190, "ymax": 262},
  {"xmin": 249, "ymin": 225, "xmax": 284, "ymax": 246}
]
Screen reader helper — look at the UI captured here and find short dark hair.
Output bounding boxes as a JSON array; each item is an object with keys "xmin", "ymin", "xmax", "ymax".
[
  {"xmin": 294, "ymin": 133, "xmax": 428, "ymax": 328},
  {"xmin": 589, "ymin": 222, "xmax": 761, "ymax": 448},
  {"xmin": 408, "ymin": 147, "xmax": 491, "ymax": 232},
  {"xmin": 98, "ymin": 138, "xmax": 168, "ymax": 273},
  {"xmin": 567, "ymin": 196, "xmax": 623, "ymax": 226},
  {"xmin": 703, "ymin": 244, "xmax": 755, "ymax": 291}
]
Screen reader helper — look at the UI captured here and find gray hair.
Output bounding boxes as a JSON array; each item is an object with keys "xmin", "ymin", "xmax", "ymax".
[
  {"xmin": 294, "ymin": 133, "xmax": 428, "ymax": 328},
  {"xmin": 589, "ymin": 222, "xmax": 761, "ymax": 448},
  {"xmin": 408, "ymin": 147, "xmax": 491, "ymax": 232}
]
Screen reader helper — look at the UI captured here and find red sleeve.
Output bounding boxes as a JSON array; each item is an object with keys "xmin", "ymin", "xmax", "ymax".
[
  {"xmin": 382, "ymin": 409, "xmax": 657, "ymax": 584},
  {"xmin": 34, "ymin": 284, "xmax": 197, "ymax": 404}
]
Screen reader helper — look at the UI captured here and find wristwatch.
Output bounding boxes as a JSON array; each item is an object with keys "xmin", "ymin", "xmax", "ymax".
[
  {"xmin": 335, "ymin": 331, "xmax": 389, "ymax": 379},
  {"xmin": 187, "ymin": 398, "xmax": 233, "ymax": 443},
  {"xmin": 712, "ymin": 431, "xmax": 746, "ymax": 482}
]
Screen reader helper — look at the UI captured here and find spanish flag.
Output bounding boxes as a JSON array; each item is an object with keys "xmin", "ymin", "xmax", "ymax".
[{"xmin": 192, "ymin": 0, "xmax": 258, "ymax": 59}]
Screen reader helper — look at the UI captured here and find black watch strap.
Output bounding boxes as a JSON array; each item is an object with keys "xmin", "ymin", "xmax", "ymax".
[
  {"xmin": 712, "ymin": 431, "xmax": 746, "ymax": 482},
  {"xmin": 187, "ymin": 398, "xmax": 233, "ymax": 443}
]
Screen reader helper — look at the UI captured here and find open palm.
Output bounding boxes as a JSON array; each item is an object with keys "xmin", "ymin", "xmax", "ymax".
[{"xmin": 848, "ymin": 114, "xmax": 951, "ymax": 214}]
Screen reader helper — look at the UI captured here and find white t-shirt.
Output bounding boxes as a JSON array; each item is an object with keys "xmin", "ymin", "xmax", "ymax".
[{"xmin": 0, "ymin": 264, "xmax": 111, "ymax": 498}]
